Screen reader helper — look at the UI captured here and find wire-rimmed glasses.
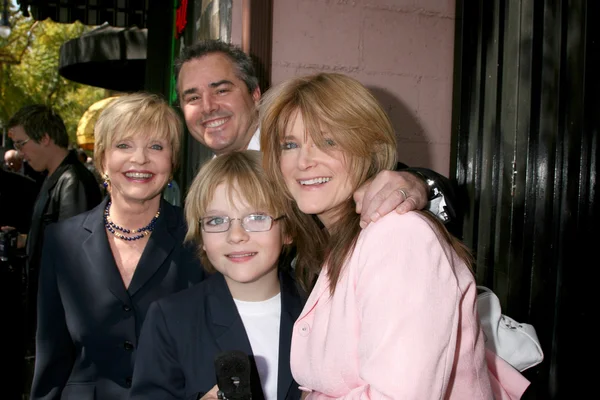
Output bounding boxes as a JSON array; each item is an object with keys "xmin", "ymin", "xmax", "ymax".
[
  {"xmin": 200, "ymin": 214, "xmax": 284, "ymax": 233},
  {"xmin": 13, "ymin": 138, "xmax": 31, "ymax": 151}
]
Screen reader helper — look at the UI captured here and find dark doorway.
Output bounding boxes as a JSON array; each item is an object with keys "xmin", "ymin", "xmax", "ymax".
[{"xmin": 452, "ymin": 1, "xmax": 599, "ymax": 398}]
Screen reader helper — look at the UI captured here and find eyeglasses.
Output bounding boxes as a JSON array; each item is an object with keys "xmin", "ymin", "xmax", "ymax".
[
  {"xmin": 200, "ymin": 214, "xmax": 284, "ymax": 233},
  {"xmin": 13, "ymin": 138, "xmax": 31, "ymax": 151}
]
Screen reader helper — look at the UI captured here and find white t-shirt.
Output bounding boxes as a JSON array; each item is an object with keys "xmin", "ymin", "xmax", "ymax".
[{"xmin": 234, "ymin": 292, "xmax": 281, "ymax": 400}]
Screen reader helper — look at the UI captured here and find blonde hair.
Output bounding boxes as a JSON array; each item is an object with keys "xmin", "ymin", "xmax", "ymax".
[
  {"xmin": 94, "ymin": 92, "xmax": 183, "ymax": 174},
  {"xmin": 260, "ymin": 72, "xmax": 472, "ymax": 293},
  {"xmin": 184, "ymin": 150, "xmax": 292, "ymax": 273}
]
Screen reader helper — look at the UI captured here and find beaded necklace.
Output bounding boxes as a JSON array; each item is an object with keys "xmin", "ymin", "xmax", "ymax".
[{"xmin": 104, "ymin": 201, "xmax": 161, "ymax": 241}]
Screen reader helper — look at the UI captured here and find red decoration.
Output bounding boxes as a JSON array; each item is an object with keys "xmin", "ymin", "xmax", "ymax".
[{"xmin": 175, "ymin": 0, "xmax": 188, "ymax": 39}]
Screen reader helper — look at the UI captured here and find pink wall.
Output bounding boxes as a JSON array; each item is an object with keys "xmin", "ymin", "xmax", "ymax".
[{"xmin": 271, "ymin": 0, "xmax": 456, "ymax": 176}]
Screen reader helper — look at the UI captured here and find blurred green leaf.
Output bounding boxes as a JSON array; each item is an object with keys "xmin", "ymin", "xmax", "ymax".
[{"xmin": 0, "ymin": 7, "xmax": 107, "ymax": 145}]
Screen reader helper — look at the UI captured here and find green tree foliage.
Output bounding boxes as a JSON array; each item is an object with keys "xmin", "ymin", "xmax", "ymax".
[{"xmin": 0, "ymin": 7, "xmax": 106, "ymax": 145}]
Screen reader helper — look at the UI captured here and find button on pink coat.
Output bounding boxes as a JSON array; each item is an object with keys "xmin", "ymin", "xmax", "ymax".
[{"xmin": 290, "ymin": 212, "xmax": 530, "ymax": 399}]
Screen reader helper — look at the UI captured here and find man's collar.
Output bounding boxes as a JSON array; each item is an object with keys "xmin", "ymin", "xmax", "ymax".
[
  {"xmin": 211, "ymin": 127, "xmax": 261, "ymax": 159},
  {"xmin": 246, "ymin": 127, "xmax": 261, "ymax": 151},
  {"xmin": 47, "ymin": 149, "xmax": 76, "ymax": 177}
]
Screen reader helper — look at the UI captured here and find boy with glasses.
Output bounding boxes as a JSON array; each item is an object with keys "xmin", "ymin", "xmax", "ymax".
[{"xmin": 130, "ymin": 151, "xmax": 303, "ymax": 400}]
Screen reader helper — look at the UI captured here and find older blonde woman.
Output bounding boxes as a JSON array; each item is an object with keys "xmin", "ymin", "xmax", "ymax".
[
  {"xmin": 31, "ymin": 93, "xmax": 205, "ymax": 400},
  {"xmin": 260, "ymin": 73, "xmax": 530, "ymax": 399}
]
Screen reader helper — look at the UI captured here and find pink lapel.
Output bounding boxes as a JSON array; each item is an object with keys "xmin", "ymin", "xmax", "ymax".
[{"xmin": 297, "ymin": 270, "xmax": 330, "ymax": 320}]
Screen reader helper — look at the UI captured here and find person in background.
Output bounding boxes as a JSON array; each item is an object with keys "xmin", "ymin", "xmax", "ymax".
[
  {"xmin": 30, "ymin": 93, "xmax": 205, "ymax": 400},
  {"xmin": 3, "ymin": 147, "xmax": 45, "ymax": 191},
  {"xmin": 0, "ymin": 167, "xmax": 37, "ymax": 234},
  {"xmin": 174, "ymin": 40, "xmax": 461, "ymax": 236},
  {"xmin": 4, "ymin": 148, "xmax": 24, "ymax": 173},
  {"xmin": 75, "ymin": 147, "xmax": 88, "ymax": 164},
  {"xmin": 130, "ymin": 151, "xmax": 303, "ymax": 400},
  {"xmin": 7, "ymin": 105, "xmax": 102, "ymax": 353},
  {"xmin": 77, "ymin": 147, "xmax": 105, "ymax": 193},
  {"xmin": 260, "ymin": 73, "xmax": 530, "ymax": 399},
  {"xmin": 0, "ymin": 148, "xmax": 37, "ymax": 234},
  {"xmin": 0, "ymin": 147, "xmax": 38, "ymax": 398},
  {"xmin": 162, "ymin": 178, "xmax": 182, "ymax": 207}
]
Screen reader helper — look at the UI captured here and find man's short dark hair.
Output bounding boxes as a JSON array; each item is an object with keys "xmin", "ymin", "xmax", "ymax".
[
  {"xmin": 174, "ymin": 40, "xmax": 259, "ymax": 96},
  {"xmin": 7, "ymin": 104, "xmax": 69, "ymax": 149}
]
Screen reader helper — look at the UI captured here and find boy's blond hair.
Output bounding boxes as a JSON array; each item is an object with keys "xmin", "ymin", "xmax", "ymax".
[{"xmin": 185, "ymin": 150, "xmax": 291, "ymax": 273}]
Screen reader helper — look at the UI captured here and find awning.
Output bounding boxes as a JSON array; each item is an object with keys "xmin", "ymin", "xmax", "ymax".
[
  {"xmin": 76, "ymin": 96, "xmax": 120, "ymax": 150},
  {"xmin": 58, "ymin": 23, "xmax": 147, "ymax": 92},
  {"xmin": 17, "ymin": 0, "xmax": 149, "ymax": 28}
]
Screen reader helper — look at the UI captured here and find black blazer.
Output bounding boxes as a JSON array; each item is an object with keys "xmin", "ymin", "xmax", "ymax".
[
  {"xmin": 129, "ymin": 270, "xmax": 305, "ymax": 400},
  {"xmin": 30, "ymin": 197, "xmax": 205, "ymax": 400}
]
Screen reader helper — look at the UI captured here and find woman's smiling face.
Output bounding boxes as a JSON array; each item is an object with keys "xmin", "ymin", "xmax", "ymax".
[
  {"xmin": 279, "ymin": 111, "xmax": 354, "ymax": 230},
  {"xmin": 103, "ymin": 133, "xmax": 173, "ymax": 205}
]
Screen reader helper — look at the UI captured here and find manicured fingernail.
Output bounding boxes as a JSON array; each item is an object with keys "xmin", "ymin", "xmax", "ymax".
[
  {"xmin": 360, "ymin": 220, "xmax": 368, "ymax": 229},
  {"xmin": 396, "ymin": 204, "xmax": 408, "ymax": 214},
  {"xmin": 370, "ymin": 212, "xmax": 380, "ymax": 222}
]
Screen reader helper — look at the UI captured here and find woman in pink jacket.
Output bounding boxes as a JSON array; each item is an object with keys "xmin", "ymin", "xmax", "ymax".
[{"xmin": 259, "ymin": 72, "xmax": 530, "ymax": 399}]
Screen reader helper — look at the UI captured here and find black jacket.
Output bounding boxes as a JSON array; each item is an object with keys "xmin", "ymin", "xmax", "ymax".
[
  {"xmin": 24, "ymin": 150, "xmax": 103, "ymax": 344},
  {"xmin": 0, "ymin": 168, "xmax": 38, "ymax": 233},
  {"xmin": 30, "ymin": 197, "xmax": 205, "ymax": 400},
  {"xmin": 398, "ymin": 163, "xmax": 462, "ymax": 238},
  {"xmin": 26, "ymin": 150, "xmax": 102, "ymax": 273},
  {"xmin": 130, "ymin": 270, "xmax": 304, "ymax": 400}
]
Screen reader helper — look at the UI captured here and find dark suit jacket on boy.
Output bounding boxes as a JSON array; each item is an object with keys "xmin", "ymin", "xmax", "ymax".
[
  {"xmin": 30, "ymin": 197, "xmax": 205, "ymax": 400},
  {"xmin": 129, "ymin": 270, "xmax": 305, "ymax": 400}
]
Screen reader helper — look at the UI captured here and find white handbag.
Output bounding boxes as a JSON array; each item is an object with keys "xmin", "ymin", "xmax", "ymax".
[{"xmin": 476, "ymin": 286, "xmax": 544, "ymax": 372}]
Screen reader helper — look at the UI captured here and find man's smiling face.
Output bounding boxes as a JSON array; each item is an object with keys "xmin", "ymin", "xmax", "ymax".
[{"xmin": 178, "ymin": 53, "xmax": 261, "ymax": 155}]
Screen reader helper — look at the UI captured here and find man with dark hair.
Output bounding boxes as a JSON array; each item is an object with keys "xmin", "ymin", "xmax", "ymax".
[
  {"xmin": 175, "ymin": 40, "xmax": 460, "ymax": 232},
  {"xmin": 175, "ymin": 40, "xmax": 262, "ymax": 156},
  {"xmin": 7, "ymin": 104, "xmax": 102, "ymax": 347}
]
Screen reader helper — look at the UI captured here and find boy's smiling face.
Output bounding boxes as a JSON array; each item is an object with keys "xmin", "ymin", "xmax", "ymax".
[{"xmin": 201, "ymin": 182, "xmax": 286, "ymax": 301}]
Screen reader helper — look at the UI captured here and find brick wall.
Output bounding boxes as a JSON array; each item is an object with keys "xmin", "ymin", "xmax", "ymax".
[{"xmin": 270, "ymin": 0, "xmax": 455, "ymax": 175}]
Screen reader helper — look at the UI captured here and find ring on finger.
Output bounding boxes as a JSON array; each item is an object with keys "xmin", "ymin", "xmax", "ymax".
[
  {"xmin": 398, "ymin": 188, "xmax": 408, "ymax": 201},
  {"xmin": 405, "ymin": 197, "xmax": 417, "ymax": 207}
]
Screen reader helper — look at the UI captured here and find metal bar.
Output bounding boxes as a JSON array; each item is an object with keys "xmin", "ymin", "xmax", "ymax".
[{"xmin": 242, "ymin": 0, "xmax": 250, "ymax": 53}]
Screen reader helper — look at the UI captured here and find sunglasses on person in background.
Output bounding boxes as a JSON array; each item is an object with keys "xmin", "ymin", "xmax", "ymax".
[
  {"xmin": 13, "ymin": 138, "xmax": 31, "ymax": 151},
  {"xmin": 200, "ymin": 214, "xmax": 284, "ymax": 233}
]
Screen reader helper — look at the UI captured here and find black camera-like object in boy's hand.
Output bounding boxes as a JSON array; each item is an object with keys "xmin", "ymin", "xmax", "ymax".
[{"xmin": 0, "ymin": 227, "xmax": 19, "ymax": 262}]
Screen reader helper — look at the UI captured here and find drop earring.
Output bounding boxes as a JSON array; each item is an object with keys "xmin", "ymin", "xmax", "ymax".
[{"xmin": 103, "ymin": 173, "xmax": 110, "ymax": 189}]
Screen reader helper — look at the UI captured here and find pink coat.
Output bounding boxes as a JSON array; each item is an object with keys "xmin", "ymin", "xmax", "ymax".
[{"xmin": 290, "ymin": 212, "xmax": 530, "ymax": 399}]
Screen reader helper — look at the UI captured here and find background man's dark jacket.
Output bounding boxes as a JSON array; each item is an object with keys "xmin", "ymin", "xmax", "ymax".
[
  {"xmin": 25, "ymin": 150, "xmax": 102, "ymax": 345},
  {"xmin": 0, "ymin": 168, "xmax": 38, "ymax": 233},
  {"xmin": 0, "ymin": 168, "xmax": 38, "ymax": 399}
]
